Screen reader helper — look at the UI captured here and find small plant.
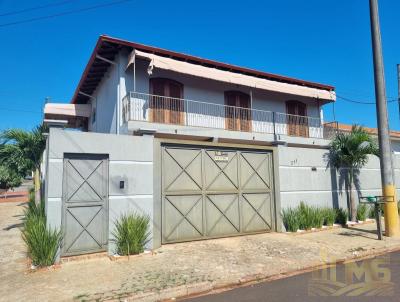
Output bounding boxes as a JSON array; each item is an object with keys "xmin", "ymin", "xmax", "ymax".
[
  {"xmin": 22, "ymin": 203, "xmax": 61, "ymax": 267},
  {"xmin": 335, "ymin": 208, "xmax": 348, "ymax": 225},
  {"xmin": 283, "ymin": 203, "xmax": 337, "ymax": 231},
  {"xmin": 298, "ymin": 202, "xmax": 312, "ymax": 230},
  {"xmin": 311, "ymin": 207, "xmax": 325, "ymax": 229},
  {"xmin": 297, "ymin": 202, "xmax": 324, "ymax": 230},
  {"xmin": 282, "ymin": 207, "xmax": 300, "ymax": 232},
  {"xmin": 25, "ymin": 198, "xmax": 45, "ymax": 221},
  {"xmin": 356, "ymin": 203, "xmax": 368, "ymax": 221},
  {"xmin": 323, "ymin": 208, "xmax": 337, "ymax": 226},
  {"xmin": 113, "ymin": 212, "xmax": 150, "ymax": 255}
]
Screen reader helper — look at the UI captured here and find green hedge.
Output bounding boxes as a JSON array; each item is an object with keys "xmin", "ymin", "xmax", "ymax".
[{"xmin": 282, "ymin": 202, "xmax": 349, "ymax": 232}]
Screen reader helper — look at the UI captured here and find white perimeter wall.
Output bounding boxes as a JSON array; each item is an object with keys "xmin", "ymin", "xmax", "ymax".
[
  {"xmin": 45, "ymin": 128, "xmax": 155, "ymax": 255},
  {"xmin": 278, "ymin": 145, "xmax": 400, "ymax": 210}
]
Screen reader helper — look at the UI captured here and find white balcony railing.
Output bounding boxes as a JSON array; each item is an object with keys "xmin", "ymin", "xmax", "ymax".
[{"xmin": 122, "ymin": 92, "xmax": 324, "ymax": 139}]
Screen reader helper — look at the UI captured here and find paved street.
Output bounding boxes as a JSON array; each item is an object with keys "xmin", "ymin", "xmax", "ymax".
[{"xmin": 184, "ymin": 251, "xmax": 400, "ymax": 302}]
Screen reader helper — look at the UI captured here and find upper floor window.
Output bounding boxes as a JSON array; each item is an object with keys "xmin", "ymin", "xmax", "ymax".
[
  {"xmin": 286, "ymin": 100, "xmax": 308, "ymax": 137},
  {"xmin": 286, "ymin": 100, "xmax": 307, "ymax": 116},
  {"xmin": 149, "ymin": 78, "xmax": 184, "ymax": 125},
  {"xmin": 224, "ymin": 91, "xmax": 251, "ymax": 132}
]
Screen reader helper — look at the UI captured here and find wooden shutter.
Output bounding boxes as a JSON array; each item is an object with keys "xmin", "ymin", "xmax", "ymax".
[
  {"xmin": 150, "ymin": 79, "xmax": 166, "ymax": 123},
  {"xmin": 150, "ymin": 78, "xmax": 184, "ymax": 125},
  {"xmin": 168, "ymin": 81, "xmax": 184, "ymax": 125},
  {"xmin": 286, "ymin": 101, "xmax": 308, "ymax": 137},
  {"xmin": 224, "ymin": 91, "xmax": 251, "ymax": 132}
]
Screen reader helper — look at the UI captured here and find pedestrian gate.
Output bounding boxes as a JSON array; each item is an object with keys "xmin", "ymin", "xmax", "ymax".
[
  {"xmin": 162, "ymin": 145, "xmax": 275, "ymax": 243},
  {"xmin": 62, "ymin": 154, "xmax": 109, "ymax": 256}
]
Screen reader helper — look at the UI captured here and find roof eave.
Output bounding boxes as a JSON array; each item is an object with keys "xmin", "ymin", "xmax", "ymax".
[{"xmin": 71, "ymin": 35, "xmax": 335, "ymax": 104}]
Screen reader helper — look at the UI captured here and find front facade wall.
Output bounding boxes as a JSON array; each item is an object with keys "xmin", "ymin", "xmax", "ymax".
[
  {"xmin": 44, "ymin": 128, "xmax": 400, "ymax": 258},
  {"xmin": 45, "ymin": 128, "xmax": 154, "ymax": 256},
  {"xmin": 279, "ymin": 145, "xmax": 400, "ymax": 211},
  {"xmin": 97, "ymin": 51, "xmax": 324, "ymax": 137}
]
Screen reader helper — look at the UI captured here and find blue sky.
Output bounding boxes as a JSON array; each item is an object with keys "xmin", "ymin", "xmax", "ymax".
[{"xmin": 0, "ymin": 0, "xmax": 399, "ymax": 130}]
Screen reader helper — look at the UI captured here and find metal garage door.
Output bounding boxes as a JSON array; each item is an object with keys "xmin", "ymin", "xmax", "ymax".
[
  {"xmin": 62, "ymin": 154, "xmax": 109, "ymax": 256},
  {"xmin": 162, "ymin": 145, "xmax": 275, "ymax": 243}
]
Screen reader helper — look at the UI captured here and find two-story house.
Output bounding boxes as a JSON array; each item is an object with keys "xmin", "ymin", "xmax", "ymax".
[{"xmin": 44, "ymin": 35, "xmax": 374, "ymax": 258}]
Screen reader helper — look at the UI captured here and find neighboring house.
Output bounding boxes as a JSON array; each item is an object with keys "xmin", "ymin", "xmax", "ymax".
[{"xmin": 42, "ymin": 35, "xmax": 399, "ymax": 258}]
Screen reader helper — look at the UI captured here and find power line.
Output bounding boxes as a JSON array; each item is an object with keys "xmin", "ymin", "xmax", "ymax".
[
  {"xmin": 0, "ymin": 0, "xmax": 134, "ymax": 28},
  {"xmin": 337, "ymin": 89, "xmax": 397, "ymax": 101},
  {"xmin": 336, "ymin": 94, "xmax": 397, "ymax": 105},
  {"xmin": 0, "ymin": 0, "xmax": 76, "ymax": 17}
]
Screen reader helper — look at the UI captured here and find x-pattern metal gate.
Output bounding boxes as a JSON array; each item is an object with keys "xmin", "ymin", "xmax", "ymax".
[
  {"xmin": 162, "ymin": 145, "xmax": 274, "ymax": 243},
  {"xmin": 62, "ymin": 154, "xmax": 109, "ymax": 256}
]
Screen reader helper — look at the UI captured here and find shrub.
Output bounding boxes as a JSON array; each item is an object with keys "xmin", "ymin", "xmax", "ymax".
[
  {"xmin": 297, "ymin": 202, "xmax": 325, "ymax": 230},
  {"xmin": 298, "ymin": 202, "xmax": 313, "ymax": 230},
  {"xmin": 335, "ymin": 208, "xmax": 348, "ymax": 225},
  {"xmin": 283, "ymin": 203, "xmax": 336, "ymax": 231},
  {"xmin": 22, "ymin": 204, "xmax": 61, "ymax": 267},
  {"xmin": 25, "ymin": 198, "xmax": 45, "ymax": 221},
  {"xmin": 323, "ymin": 208, "xmax": 337, "ymax": 226},
  {"xmin": 282, "ymin": 207, "xmax": 300, "ymax": 232},
  {"xmin": 311, "ymin": 207, "xmax": 325, "ymax": 229},
  {"xmin": 356, "ymin": 204, "xmax": 368, "ymax": 221},
  {"xmin": 113, "ymin": 212, "xmax": 150, "ymax": 255}
]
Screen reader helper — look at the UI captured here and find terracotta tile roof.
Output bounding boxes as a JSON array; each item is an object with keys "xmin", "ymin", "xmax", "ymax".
[{"xmin": 336, "ymin": 123, "xmax": 400, "ymax": 139}]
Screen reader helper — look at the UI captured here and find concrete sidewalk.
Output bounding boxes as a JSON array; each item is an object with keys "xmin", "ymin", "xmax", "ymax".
[{"xmin": 1, "ymin": 201, "xmax": 400, "ymax": 302}]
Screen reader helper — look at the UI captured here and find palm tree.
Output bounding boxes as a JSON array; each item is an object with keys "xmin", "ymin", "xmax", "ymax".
[
  {"xmin": 0, "ymin": 125, "xmax": 47, "ymax": 203},
  {"xmin": 329, "ymin": 125, "xmax": 379, "ymax": 221}
]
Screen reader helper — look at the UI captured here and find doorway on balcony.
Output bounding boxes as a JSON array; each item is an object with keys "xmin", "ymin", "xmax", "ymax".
[
  {"xmin": 224, "ymin": 91, "xmax": 252, "ymax": 132},
  {"xmin": 286, "ymin": 100, "xmax": 309, "ymax": 137},
  {"xmin": 150, "ymin": 78, "xmax": 184, "ymax": 125}
]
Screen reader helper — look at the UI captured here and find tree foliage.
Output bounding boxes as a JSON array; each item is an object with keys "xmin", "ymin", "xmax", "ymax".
[
  {"xmin": 0, "ymin": 125, "xmax": 47, "ymax": 175},
  {"xmin": 329, "ymin": 125, "xmax": 379, "ymax": 221},
  {"xmin": 329, "ymin": 125, "xmax": 379, "ymax": 170},
  {"xmin": 0, "ymin": 164, "xmax": 22, "ymax": 190}
]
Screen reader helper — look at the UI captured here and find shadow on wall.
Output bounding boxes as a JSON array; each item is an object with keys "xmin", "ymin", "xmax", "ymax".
[{"xmin": 324, "ymin": 152, "xmax": 362, "ymax": 209}]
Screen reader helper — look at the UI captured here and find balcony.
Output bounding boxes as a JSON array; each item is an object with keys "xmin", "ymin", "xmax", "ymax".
[{"xmin": 122, "ymin": 92, "xmax": 325, "ymax": 139}]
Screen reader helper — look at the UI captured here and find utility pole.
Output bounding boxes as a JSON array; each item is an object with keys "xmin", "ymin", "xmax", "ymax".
[
  {"xmin": 397, "ymin": 64, "xmax": 400, "ymax": 120},
  {"xmin": 369, "ymin": 0, "xmax": 399, "ymax": 236}
]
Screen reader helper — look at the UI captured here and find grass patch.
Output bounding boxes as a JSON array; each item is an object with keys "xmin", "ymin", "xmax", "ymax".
[
  {"xmin": 21, "ymin": 200, "xmax": 61, "ymax": 267},
  {"xmin": 113, "ymin": 212, "xmax": 150, "ymax": 255}
]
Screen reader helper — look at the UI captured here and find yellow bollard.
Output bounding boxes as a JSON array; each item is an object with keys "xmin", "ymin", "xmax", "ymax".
[{"xmin": 383, "ymin": 185, "xmax": 400, "ymax": 237}]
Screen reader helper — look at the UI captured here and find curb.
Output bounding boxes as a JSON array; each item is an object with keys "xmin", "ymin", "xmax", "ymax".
[{"xmin": 107, "ymin": 245, "xmax": 400, "ymax": 302}]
